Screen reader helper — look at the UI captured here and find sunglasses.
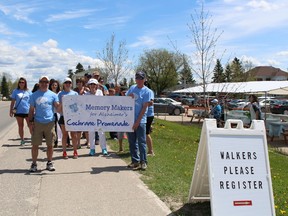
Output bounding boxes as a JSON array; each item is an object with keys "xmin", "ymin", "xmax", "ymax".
[
  {"xmin": 19, "ymin": 81, "xmax": 25, "ymax": 84},
  {"xmin": 40, "ymin": 80, "xmax": 49, "ymax": 84},
  {"xmin": 89, "ymin": 83, "xmax": 97, "ymax": 86},
  {"xmin": 64, "ymin": 82, "xmax": 72, "ymax": 84}
]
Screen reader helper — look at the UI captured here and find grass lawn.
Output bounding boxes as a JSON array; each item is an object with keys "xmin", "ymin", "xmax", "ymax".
[{"xmin": 108, "ymin": 118, "xmax": 288, "ymax": 216}]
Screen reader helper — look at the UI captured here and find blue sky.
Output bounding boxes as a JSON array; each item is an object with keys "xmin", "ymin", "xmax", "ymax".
[{"xmin": 0, "ymin": 0, "xmax": 288, "ymax": 88}]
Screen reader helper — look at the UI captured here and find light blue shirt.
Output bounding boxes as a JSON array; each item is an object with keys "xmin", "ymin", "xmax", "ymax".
[
  {"xmin": 147, "ymin": 89, "xmax": 154, "ymax": 117},
  {"xmin": 58, "ymin": 90, "xmax": 78, "ymax": 116},
  {"xmin": 30, "ymin": 90, "xmax": 59, "ymax": 123},
  {"xmin": 11, "ymin": 89, "xmax": 32, "ymax": 114},
  {"xmin": 126, "ymin": 85, "xmax": 152, "ymax": 124}
]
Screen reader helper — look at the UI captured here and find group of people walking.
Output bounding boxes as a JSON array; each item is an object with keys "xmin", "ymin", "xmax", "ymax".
[{"xmin": 9, "ymin": 70, "xmax": 155, "ymax": 172}]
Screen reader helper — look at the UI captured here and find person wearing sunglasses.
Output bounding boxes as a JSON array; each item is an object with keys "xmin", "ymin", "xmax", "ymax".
[
  {"xmin": 9, "ymin": 77, "xmax": 32, "ymax": 145},
  {"xmin": 28, "ymin": 76, "xmax": 60, "ymax": 172},
  {"xmin": 58, "ymin": 78, "xmax": 79, "ymax": 159}
]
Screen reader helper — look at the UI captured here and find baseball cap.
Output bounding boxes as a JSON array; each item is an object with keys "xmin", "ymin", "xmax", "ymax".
[
  {"xmin": 211, "ymin": 99, "xmax": 218, "ymax": 103},
  {"xmin": 87, "ymin": 78, "xmax": 99, "ymax": 85},
  {"xmin": 39, "ymin": 76, "xmax": 50, "ymax": 82},
  {"xmin": 63, "ymin": 77, "xmax": 72, "ymax": 83},
  {"xmin": 135, "ymin": 71, "xmax": 146, "ymax": 80}
]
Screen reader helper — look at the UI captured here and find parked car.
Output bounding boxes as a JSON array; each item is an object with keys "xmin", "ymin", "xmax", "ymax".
[
  {"xmin": 259, "ymin": 99, "xmax": 278, "ymax": 112},
  {"xmin": 167, "ymin": 94, "xmax": 187, "ymax": 102},
  {"xmin": 160, "ymin": 97, "xmax": 182, "ymax": 106},
  {"xmin": 270, "ymin": 100, "xmax": 288, "ymax": 114},
  {"xmin": 181, "ymin": 97, "xmax": 195, "ymax": 106},
  {"xmin": 154, "ymin": 98, "xmax": 185, "ymax": 115},
  {"xmin": 227, "ymin": 99, "xmax": 246, "ymax": 110}
]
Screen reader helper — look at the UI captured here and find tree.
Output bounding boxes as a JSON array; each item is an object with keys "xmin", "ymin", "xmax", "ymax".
[
  {"xmin": 128, "ymin": 78, "xmax": 134, "ymax": 87},
  {"xmin": 188, "ymin": 3, "xmax": 223, "ymax": 108},
  {"xmin": 1, "ymin": 75, "xmax": 9, "ymax": 98},
  {"xmin": 97, "ymin": 33, "xmax": 131, "ymax": 85},
  {"xmin": 68, "ymin": 69, "xmax": 74, "ymax": 79},
  {"xmin": 179, "ymin": 54, "xmax": 195, "ymax": 87},
  {"xmin": 224, "ymin": 64, "xmax": 232, "ymax": 82},
  {"xmin": 137, "ymin": 49, "xmax": 181, "ymax": 95},
  {"xmin": 230, "ymin": 57, "xmax": 245, "ymax": 82},
  {"xmin": 212, "ymin": 59, "xmax": 225, "ymax": 83},
  {"xmin": 75, "ymin": 63, "xmax": 84, "ymax": 74}
]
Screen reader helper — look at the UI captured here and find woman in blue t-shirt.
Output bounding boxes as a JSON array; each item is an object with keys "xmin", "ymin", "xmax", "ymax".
[{"xmin": 9, "ymin": 77, "xmax": 32, "ymax": 145}]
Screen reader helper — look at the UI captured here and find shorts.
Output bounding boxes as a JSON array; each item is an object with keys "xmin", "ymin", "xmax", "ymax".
[
  {"xmin": 58, "ymin": 115, "xmax": 65, "ymax": 125},
  {"xmin": 146, "ymin": 116, "xmax": 154, "ymax": 135},
  {"xmin": 32, "ymin": 121, "xmax": 55, "ymax": 146},
  {"xmin": 14, "ymin": 113, "xmax": 28, "ymax": 118}
]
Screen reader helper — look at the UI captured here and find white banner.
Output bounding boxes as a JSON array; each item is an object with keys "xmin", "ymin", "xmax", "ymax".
[{"xmin": 62, "ymin": 95, "xmax": 134, "ymax": 132}]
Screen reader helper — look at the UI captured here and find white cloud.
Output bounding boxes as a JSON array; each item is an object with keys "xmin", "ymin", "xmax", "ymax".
[
  {"xmin": 129, "ymin": 36, "xmax": 157, "ymax": 48},
  {"xmin": 0, "ymin": 39, "xmax": 103, "ymax": 88},
  {"xmin": 45, "ymin": 9, "xmax": 100, "ymax": 22},
  {"xmin": 277, "ymin": 51, "xmax": 288, "ymax": 56},
  {"xmin": 83, "ymin": 16, "xmax": 130, "ymax": 29}
]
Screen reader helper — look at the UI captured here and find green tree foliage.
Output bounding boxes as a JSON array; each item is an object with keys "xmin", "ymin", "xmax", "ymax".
[
  {"xmin": 224, "ymin": 64, "xmax": 232, "ymax": 82},
  {"xmin": 1, "ymin": 75, "xmax": 9, "ymax": 98},
  {"xmin": 137, "ymin": 49, "xmax": 181, "ymax": 95},
  {"xmin": 179, "ymin": 54, "xmax": 195, "ymax": 86},
  {"xmin": 75, "ymin": 63, "xmax": 84, "ymax": 74},
  {"xmin": 68, "ymin": 69, "xmax": 74, "ymax": 79},
  {"xmin": 230, "ymin": 57, "xmax": 245, "ymax": 82},
  {"xmin": 128, "ymin": 77, "xmax": 134, "ymax": 87},
  {"xmin": 212, "ymin": 59, "xmax": 225, "ymax": 83}
]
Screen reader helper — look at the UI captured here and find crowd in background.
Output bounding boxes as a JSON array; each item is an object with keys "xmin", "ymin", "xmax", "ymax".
[{"xmin": 9, "ymin": 70, "xmax": 155, "ymax": 172}]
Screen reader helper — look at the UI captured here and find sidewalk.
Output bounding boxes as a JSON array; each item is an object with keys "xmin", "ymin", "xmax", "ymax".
[{"xmin": 0, "ymin": 123, "xmax": 171, "ymax": 216}]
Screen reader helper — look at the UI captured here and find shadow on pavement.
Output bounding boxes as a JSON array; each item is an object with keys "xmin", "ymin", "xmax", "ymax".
[
  {"xmin": 91, "ymin": 165, "xmax": 130, "ymax": 174},
  {"xmin": 168, "ymin": 202, "xmax": 211, "ymax": 216}
]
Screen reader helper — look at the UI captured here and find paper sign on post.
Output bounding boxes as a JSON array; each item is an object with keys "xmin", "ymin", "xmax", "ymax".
[
  {"xmin": 62, "ymin": 95, "xmax": 134, "ymax": 132},
  {"xmin": 189, "ymin": 119, "xmax": 275, "ymax": 216}
]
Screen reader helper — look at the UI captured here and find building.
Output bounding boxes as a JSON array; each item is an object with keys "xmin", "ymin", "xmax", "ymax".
[{"xmin": 247, "ymin": 66, "xmax": 288, "ymax": 81}]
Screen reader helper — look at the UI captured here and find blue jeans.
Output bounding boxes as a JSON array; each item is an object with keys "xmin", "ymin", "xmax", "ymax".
[{"xmin": 127, "ymin": 123, "xmax": 147, "ymax": 164}]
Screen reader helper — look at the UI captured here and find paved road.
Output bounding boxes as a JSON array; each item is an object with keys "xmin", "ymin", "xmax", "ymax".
[
  {"xmin": 0, "ymin": 118, "xmax": 172, "ymax": 216},
  {"xmin": 0, "ymin": 101, "xmax": 15, "ymax": 141}
]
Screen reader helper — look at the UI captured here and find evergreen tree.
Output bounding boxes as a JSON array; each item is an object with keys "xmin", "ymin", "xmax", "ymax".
[
  {"xmin": 230, "ymin": 57, "xmax": 245, "ymax": 82},
  {"xmin": 68, "ymin": 69, "xmax": 74, "ymax": 79},
  {"xmin": 75, "ymin": 63, "xmax": 84, "ymax": 74},
  {"xmin": 179, "ymin": 55, "xmax": 195, "ymax": 86},
  {"xmin": 212, "ymin": 59, "xmax": 225, "ymax": 83},
  {"xmin": 224, "ymin": 64, "xmax": 232, "ymax": 82},
  {"xmin": 1, "ymin": 75, "xmax": 9, "ymax": 98}
]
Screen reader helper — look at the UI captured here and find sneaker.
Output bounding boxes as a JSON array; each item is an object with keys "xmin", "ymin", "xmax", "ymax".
[
  {"xmin": 63, "ymin": 151, "xmax": 68, "ymax": 159},
  {"xmin": 132, "ymin": 163, "xmax": 142, "ymax": 170},
  {"xmin": 73, "ymin": 151, "xmax": 78, "ymax": 159},
  {"xmin": 141, "ymin": 162, "xmax": 147, "ymax": 170},
  {"xmin": 77, "ymin": 145, "xmax": 82, "ymax": 149},
  {"xmin": 102, "ymin": 148, "xmax": 108, "ymax": 156},
  {"xmin": 127, "ymin": 162, "xmax": 140, "ymax": 169},
  {"xmin": 29, "ymin": 163, "xmax": 37, "ymax": 172},
  {"xmin": 89, "ymin": 149, "xmax": 95, "ymax": 156},
  {"xmin": 53, "ymin": 143, "xmax": 58, "ymax": 148},
  {"xmin": 147, "ymin": 152, "xmax": 155, "ymax": 157},
  {"xmin": 20, "ymin": 140, "xmax": 25, "ymax": 145},
  {"xmin": 46, "ymin": 162, "xmax": 55, "ymax": 171}
]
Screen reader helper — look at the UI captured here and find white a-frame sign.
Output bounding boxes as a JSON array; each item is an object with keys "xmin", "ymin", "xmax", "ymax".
[{"xmin": 189, "ymin": 119, "xmax": 275, "ymax": 216}]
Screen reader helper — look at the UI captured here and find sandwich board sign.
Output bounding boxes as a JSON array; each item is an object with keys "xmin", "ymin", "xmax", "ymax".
[{"xmin": 188, "ymin": 119, "xmax": 275, "ymax": 216}]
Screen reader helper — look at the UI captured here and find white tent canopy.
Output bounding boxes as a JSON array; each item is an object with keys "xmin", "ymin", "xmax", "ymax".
[{"xmin": 173, "ymin": 81, "xmax": 288, "ymax": 94}]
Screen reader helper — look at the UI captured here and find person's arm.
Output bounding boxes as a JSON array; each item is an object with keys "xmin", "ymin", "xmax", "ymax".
[
  {"xmin": 132, "ymin": 102, "xmax": 149, "ymax": 131},
  {"xmin": 9, "ymin": 99, "xmax": 16, "ymax": 117}
]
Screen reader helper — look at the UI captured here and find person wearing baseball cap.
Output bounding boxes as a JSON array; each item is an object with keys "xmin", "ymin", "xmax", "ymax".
[
  {"xmin": 58, "ymin": 77, "xmax": 79, "ymax": 159},
  {"xmin": 28, "ymin": 76, "xmax": 60, "ymax": 172},
  {"xmin": 85, "ymin": 78, "xmax": 109, "ymax": 156},
  {"xmin": 126, "ymin": 71, "xmax": 152, "ymax": 170},
  {"xmin": 210, "ymin": 98, "xmax": 222, "ymax": 127}
]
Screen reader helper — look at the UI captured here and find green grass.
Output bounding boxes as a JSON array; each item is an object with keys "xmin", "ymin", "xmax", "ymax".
[{"xmin": 108, "ymin": 119, "xmax": 288, "ymax": 216}]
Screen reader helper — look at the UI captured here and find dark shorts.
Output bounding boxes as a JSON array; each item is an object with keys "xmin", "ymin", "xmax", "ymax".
[
  {"xmin": 146, "ymin": 116, "xmax": 154, "ymax": 135},
  {"xmin": 14, "ymin": 113, "xmax": 28, "ymax": 118},
  {"xmin": 58, "ymin": 115, "xmax": 65, "ymax": 125}
]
